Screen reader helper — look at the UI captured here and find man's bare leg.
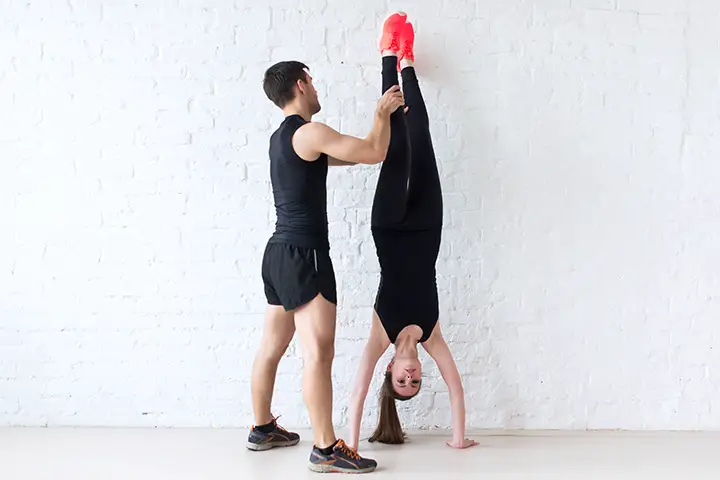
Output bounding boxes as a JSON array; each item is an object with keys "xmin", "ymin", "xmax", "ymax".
[
  {"xmin": 247, "ymin": 305, "xmax": 300, "ymax": 451},
  {"xmin": 296, "ymin": 294, "xmax": 377, "ymax": 473},
  {"xmin": 293, "ymin": 294, "xmax": 338, "ymax": 449},
  {"xmin": 251, "ymin": 305, "xmax": 295, "ymax": 425}
]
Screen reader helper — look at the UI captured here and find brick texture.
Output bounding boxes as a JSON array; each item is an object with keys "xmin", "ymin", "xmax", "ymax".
[{"xmin": 2, "ymin": 0, "xmax": 720, "ymax": 430}]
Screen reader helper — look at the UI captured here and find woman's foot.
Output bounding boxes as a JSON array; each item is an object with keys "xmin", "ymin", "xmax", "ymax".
[
  {"xmin": 379, "ymin": 12, "xmax": 407, "ymax": 54},
  {"xmin": 398, "ymin": 21, "xmax": 415, "ymax": 71}
]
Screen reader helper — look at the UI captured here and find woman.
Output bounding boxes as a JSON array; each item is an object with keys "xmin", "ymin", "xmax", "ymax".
[{"xmin": 347, "ymin": 13, "xmax": 478, "ymax": 451}]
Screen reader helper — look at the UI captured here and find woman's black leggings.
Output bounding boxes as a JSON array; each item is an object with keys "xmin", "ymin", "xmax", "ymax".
[
  {"xmin": 370, "ymin": 56, "xmax": 443, "ymax": 230},
  {"xmin": 370, "ymin": 57, "xmax": 443, "ymax": 344}
]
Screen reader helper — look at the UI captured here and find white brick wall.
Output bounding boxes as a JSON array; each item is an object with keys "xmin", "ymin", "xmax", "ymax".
[{"xmin": 2, "ymin": 0, "xmax": 720, "ymax": 430}]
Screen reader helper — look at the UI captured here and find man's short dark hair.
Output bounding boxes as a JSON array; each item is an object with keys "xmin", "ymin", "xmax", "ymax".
[{"xmin": 263, "ymin": 61, "xmax": 309, "ymax": 108}]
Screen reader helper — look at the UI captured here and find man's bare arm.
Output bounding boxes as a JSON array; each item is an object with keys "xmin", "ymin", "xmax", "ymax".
[
  {"xmin": 293, "ymin": 116, "xmax": 389, "ymax": 165},
  {"xmin": 328, "ymin": 157, "xmax": 357, "ymax": 167},
  {"xmin": 292, "ymin": 85, "xmax": 404, "ymax": 165}
]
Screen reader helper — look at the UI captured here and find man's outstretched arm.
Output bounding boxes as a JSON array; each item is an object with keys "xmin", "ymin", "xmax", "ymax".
[
  {"xmin": 293, "ymin": 85, "xmax": 404, "ymax": 165},
  {"xmin": 328, "ymin": 157, "xmax": 357, "ymax": 167}
]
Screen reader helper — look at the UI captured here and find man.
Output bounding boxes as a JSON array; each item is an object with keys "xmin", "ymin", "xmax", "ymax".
[{"xmin": 247, "ymin": 60, "xmax": 404, "ymax": 474}]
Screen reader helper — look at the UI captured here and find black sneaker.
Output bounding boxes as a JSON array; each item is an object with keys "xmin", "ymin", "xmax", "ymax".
[
  {"xmin": 246, "ymin": 417, "xmax": 300, "ymax": 451},
  {"xmin": 308, "ymin": 439, "xmax": 378, "ymax": 474}
]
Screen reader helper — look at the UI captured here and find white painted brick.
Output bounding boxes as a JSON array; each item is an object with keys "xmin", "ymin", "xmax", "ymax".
[
  {"xmin": 618, "ymin": 0, "xmax": 686, "ymax": 15},
  {"xmin": 637, "ymin": 12, "xmax": 686, "ymax": 32},
  {"xmin": 2, "ymin": 0, "xmax": 720, "ymax": 432},
  {"xmin": 573, "ymin": 0, "xmax": 617, "ymax": 9}
]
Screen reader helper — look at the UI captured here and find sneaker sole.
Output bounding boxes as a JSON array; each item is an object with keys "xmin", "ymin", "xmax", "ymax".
[
  {"xmin": 246, "ymin": 439, "xmax": 300, "ymax": 451},
  {"xmin": 308, "ymin": 463, "xmax": 377, "ymax": 474}
]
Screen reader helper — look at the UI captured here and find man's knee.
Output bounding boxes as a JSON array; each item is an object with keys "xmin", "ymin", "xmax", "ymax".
[
  {"xmin": 264, "ymin": 344, "xmax": 290, "ymax": 363},
  {"xmin": 294, "ymin": 293, "xmax": 337, "ymax": 364},
  {"xmin": 303, "ymin": 335, "xmax": 335, "ymax": 365},
  {"xmin": 258, "ymin": 334, "xmax": 293, "ymax": 362}
]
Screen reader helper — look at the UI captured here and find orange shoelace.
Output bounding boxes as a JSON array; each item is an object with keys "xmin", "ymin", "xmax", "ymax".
[
  {"xmin": 336, "ymin": 440, "xmax": 361, "ymax": 460},
  {"xmin": 251, "ymin": 415, "xmax": 286, "ymax": 432},
  {"xmin": 274, "ymin": 420, "xmax": 291, "ymax": 434}
]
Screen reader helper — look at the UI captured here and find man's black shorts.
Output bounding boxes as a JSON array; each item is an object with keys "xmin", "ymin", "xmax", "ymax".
[{"xmin": 261, "ymin": 242, "xmax": 337, "ymax": 311}]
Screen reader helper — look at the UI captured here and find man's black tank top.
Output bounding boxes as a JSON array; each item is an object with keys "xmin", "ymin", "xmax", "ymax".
[{"xmin": 268, "ymin": 114, "xmax": 329, "ymax": 250}]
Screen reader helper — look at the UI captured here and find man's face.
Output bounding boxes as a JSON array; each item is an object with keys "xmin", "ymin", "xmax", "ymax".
[{"xmin": 301, "ymin": 71, "xmax": 321, "ymax": 115}]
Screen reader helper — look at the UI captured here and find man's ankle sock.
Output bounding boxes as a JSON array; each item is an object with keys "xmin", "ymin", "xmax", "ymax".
[
  {"xmin": 318, "ymin": 440, "xmax": 339, "ymax": 455},
  {"xmin": 254, "ymin": 420, "xmax": 275, "ymax": 434}
]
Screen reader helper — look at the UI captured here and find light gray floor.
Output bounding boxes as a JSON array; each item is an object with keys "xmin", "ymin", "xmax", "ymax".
[{"xmin": 2, "ymin": 428, "xmax": 718, "ymax": 479}]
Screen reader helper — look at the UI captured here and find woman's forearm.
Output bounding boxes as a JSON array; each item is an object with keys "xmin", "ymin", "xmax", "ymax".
[
  {"xmin": 450, "ymin": 385, "xmax": 466, "ymax": 442},
  {"xmin": 347, "ymin": 349, "xmax": 381, "ymax": 450},
  {"xmin": 423, "ymin": 326, "xmax": 476, "ymax": 448},
  {"xmin": 347, "ymin": 390, "xmax": 366, "ymax": 450},
  {"xmin": 347, "ymin": 314, "xmax": 390, "ymax": 450}
]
